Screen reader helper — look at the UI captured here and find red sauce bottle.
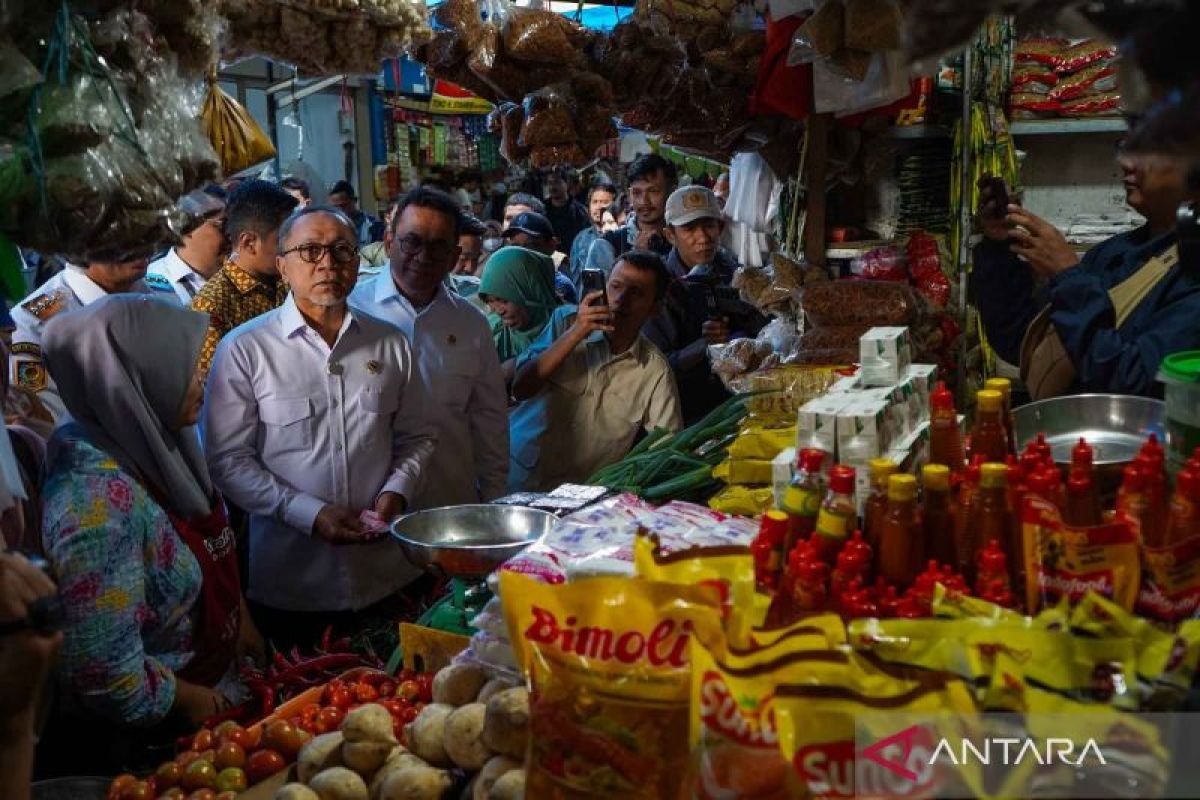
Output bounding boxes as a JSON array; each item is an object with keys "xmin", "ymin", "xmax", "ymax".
[
  {"xmin": 985, "ymin": 378, "xmax": 1016, "ymax": 455},
  {"xmin": 864, "ymin": 458, "xmax": 898, "ymax": 555},
  {"xmin": 975, "ymin": 538, "xmax": 1010, "ymax": 596},
  {"xmin": 1165, "ymin": 468, "xmax": 1200, "ymax": 547},
  {"xmin": 780, "ymin": 449, "xmax": 826, "ymax": 555},
  {"xmin": 922, "ymin": 464, "xmax": 957, "ymax": 568},
  {"xmin": 878, "ymin": 474, "xmax": 923, "ymax": 586},
  {"xmin": 751, "ymin": 510, "xmax": 790, "ymax": 591},
  {"xmin": 1115, "ymin": 464, "xmax": 1148, "ymax": 528},
  {"xmin": 953, "ymin": 460, "xmax": 982, "ymax": 579},
  {"xmin": 929, "ymin": 381, "xmax": 965, "ymax": 471},
  {"xmin": 1138, "ymin": 453, "xmax": 1169, "ymax": 547},
  {"xmin": 970, "ymin": 390, "xmax": 1010, "ymax": 464},
  {"xmin": 831, "ymin": 531, "xmax": 873, "ymax": 604},
  {"xmin": 813, "ymin": 466, "xmax": 857, "ymax": 565},
  {"xmin": 965, "ymin": 464, "xmax": 1013, "ymax": 586},
  {"xmin": 787, "ymin": 541, "xmax": 830, "ymax": 613}
]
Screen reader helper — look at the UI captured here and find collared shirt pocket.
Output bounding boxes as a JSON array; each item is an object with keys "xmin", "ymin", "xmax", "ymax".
[
  {"xmin": 433, "ymin": 351, "xmax": 476, "ymax": 413},
  {"xmin": 260, "ymin": 397, "xmax": 313, "ymax": 453},
  {"xmin": 357, "ymin": 386, "xmax": 401, "ymax": 415}
]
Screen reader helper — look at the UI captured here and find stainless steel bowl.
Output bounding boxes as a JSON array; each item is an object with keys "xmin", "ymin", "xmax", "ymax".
[
  {"xmin": 1012, "ymin": 394, "xmax": 1164, "ymax": 466},
  {"xmin": 390, "ymin": 504, "xmax": 555, "ymax": 579}
]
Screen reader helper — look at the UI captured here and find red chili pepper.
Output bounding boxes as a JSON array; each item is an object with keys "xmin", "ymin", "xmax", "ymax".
[
  {"xmin": 273, "ymin": 651, "xmax": 292, "ymax": 671},
  {"xmin": 320, "ymin": 625, "xmax": 333, "ymax": 653},
  {"xmin": 270, "ymin": 653, "xmax": 367, "ymax": 684},
  {"xmin": 261, "ymin": 686, "xmax": 276, "ymax": 716},
  {"xmin": 329, "ymin": 637, "xmax": 352, "ymax": 653}
]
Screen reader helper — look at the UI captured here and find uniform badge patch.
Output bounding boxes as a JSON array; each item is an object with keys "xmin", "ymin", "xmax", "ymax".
[
  {"xmin": 144, "ymin": 273, "xmax": 174, "ymax": 292},
  {"xmin": 21, "ymin": 291, "xmax": 65, "ymax": 322},
  {"xmin": 14, "ymin": 361, "xmax": 47, "ymax": 392},
  {"xmin": 9, "ymin": 342, "xmax": 41, "ymax": 358}
]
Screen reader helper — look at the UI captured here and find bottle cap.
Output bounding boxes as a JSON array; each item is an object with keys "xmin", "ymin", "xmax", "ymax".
[
  {"xmin": 922, "ymin": 463, "xmax": 951, "ymax": 492},
  {"xmin": 931, "ymin": 381, "xmax": 955, "ymax": 411},
  {"xmin": 798, "ymin": 448, "xmax": 827, "ymax": 473},
  {"xmin": 980, "ymin": 462, "xmax": 1009, "ymax": 488},
  {"xmin": 1121, "ymin": 464, "xmax": 1145, "ymax": 492},
  {"xmin": 869, "ymin": 458, "xmax": 898, "ymax": 482},
  {"xmin": 830, "ymin": 465, "xmax": 856, "ymax": 494},
  {"xmin": 1142, "ymin": 433, "xmax": 1164, "ymax": 461},
  {"xmin": 887, "ymin": 473, "xmax": 918, "ymax": 502},
  {"xmin": 985, "ymin": 378, "xmax": 1012, "ymax": 399},
  {"xmin": 759, "ymin": 510, "xmax": 789, "ymax": 538},
  {"xmin": 976, "ymin": 389, "xmax": 1003, "ymax": 412},
  {"xmin": 977, "ymin": 539, "xmax": 1008, "ymax": 575},
  {"xmin": 1072, "ymin": 438, "xmax": 1094, "ymax": 469}
]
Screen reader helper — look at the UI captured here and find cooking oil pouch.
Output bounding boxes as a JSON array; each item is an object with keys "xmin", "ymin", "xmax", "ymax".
[
  {"xmin": 982, "ymin": 628, "xmax": 1139, "ymax": 712},
  {"xmin": 1022, "ymin": 496, "xmax": 1140, "ymax": 613},
  {"xmin": 708, "ymin": 484, "xmax": 774, "ymax": 517},
  {"xmin": 712, "ymin": 458, "xmax": 775, "ymax": 485},
  {"xmin": 1138, "ymin": 533, "xmax": 1200, "ymax": 626},
  {"xmin": 728, "ymin": 425, "xmax": 800, "ymax": 461},
  {"xmin": 633, "ymin": 530, "xmax": 757, "ymax": 624},
  {"xmin": 737, "ymin": 613, "xmax": 848, "ymax": 651},
  {"xmin": 930, "ymin": 582, "xmax": 1024, "ymax": 622},
  {"xmin": 773, "ymin": 676, "xmax": 982, "ymax": 800},
  {"xmin": 500, "ymin": 571, "xmax": 723, "ymax": 799}
]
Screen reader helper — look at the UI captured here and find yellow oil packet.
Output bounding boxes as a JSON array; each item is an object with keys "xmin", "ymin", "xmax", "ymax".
[
  {"xmin": 728, "ymin": 425, "xmax": 800, "ymax": 461},
  {"xmin": 708, "ymin": 484, "xmax": 775, "ymax": 517},
  {"xmin": 633, "ymin": 530, "xmax": 757, "ymax": 622},
  {"xmin": 500, "ymin": 572, "xmax": 724, "ymax": 799}
]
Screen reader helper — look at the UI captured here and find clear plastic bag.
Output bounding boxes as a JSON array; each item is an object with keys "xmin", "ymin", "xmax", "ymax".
[
  {"xmin": 502, "ymin": 5, "xmax": 586, "ymax": 65},
  {"xmin": 814, "ymin": 50, "xmax": 911, "ymax": 116}
]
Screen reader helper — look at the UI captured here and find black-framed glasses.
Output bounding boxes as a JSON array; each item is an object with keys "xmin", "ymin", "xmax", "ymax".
[
  {"xmin": 396, "ymin": 233, "xmax": 455, "ymax": 260},
  {"xmin": 281, "ymin": 241, "xmax": 359, "ymax": 265}
]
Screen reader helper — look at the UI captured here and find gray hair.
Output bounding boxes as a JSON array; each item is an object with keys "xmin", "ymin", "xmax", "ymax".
[{"xmin": 278, "ymin": 205, "xmax": 357, "ymax": 248}]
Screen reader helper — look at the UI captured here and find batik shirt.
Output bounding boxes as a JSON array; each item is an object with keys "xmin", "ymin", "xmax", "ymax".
[{"xmin": 191, "ymin": 259, "xmax": 287, "ymax": 380}]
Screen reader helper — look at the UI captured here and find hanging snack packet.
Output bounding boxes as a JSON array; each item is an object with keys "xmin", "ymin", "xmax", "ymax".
[
  {"xmin": 1022, "ymin": 496, "xmax": 1140, "ymax": 613},
  {"xmin": 1138, "ymin": 534, "xmax": 1200, "ymax": 626},
  {"xmin": 501, "ymin": 572, "xmax": 723, "ymax": 799}
]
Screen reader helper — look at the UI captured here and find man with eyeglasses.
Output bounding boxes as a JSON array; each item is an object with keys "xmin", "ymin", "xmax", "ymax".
[
  {"xmin": 146, "ymin": 184, "xmax": 229, "ymax": 303},
  {"xmin": 351, "ymin": 188, "xmax": 509, "ymax": 511},
  {"xmin": 191, "ymin": 180, "xmax": 298, "ymax": 381},
  {"xmin": 204, "ymin": 205, "xmax": 435, "ymax": 648}
]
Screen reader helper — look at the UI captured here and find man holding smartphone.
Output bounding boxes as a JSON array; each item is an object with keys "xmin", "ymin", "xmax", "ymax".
[
  {"xmin": 507, "ymin": 251, "xmax": 683, "ymax": 491},
  {"xmin": 971, "ymin": 126, "xmax": 1200, "ymax": 399}
]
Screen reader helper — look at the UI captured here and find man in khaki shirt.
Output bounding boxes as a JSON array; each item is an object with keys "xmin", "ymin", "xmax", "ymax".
[{"xmin": 508, "ymin": 250, "xmax": 683, "ymax": 491}]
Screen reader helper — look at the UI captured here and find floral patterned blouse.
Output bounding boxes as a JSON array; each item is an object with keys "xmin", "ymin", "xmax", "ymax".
[{"xmin": 41, "ymin": 425, "xmax": 201, "ymax": 727}]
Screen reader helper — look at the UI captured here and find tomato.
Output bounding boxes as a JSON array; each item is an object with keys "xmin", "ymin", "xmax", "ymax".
[
  {"xmin": 401, "ymin": 705, "xmax": 421, "ymax": 724},
  {"xmin": 186, "ymin": 791, "xmax": 216, "ymax": 800},
  {"xmin": 174, "ymin": 751, "xmax": 201, "ymax": 770},
  {"xmin": 354, "ymin": 683, "xmax": 379, "ymax": 702},
  {"xmin": 109, "ymin": 774, "xmax": 138, "ymax": 800},
  {"xmin": 314, "ymin": 706, "xmax": 345, "ymax": 735},
  {"xmin": 214, "ymin": 767, "xmax": 248, "ymax": 793},
  {"xmin": 159, "ymin": 789, "xmax": 187, "ymax": 800},
  {"xmin": 262, "ymin": 719, "xmax": 310, "ymax": 757},
  {"xmin": 396, "ymin": 668, "xmax": 415, "ymax": 683},
  {"xmin": 415, "ymin": 673, "xmax": 434, "ymax": 703},
  {"xmin": 212, "ymin": 721, "xmax": 243, "ymax": 742},
  {"xmin": 323, "ymin": 681, "xmax": 352, "ymax": 708},
  {"xmin": 246, "ymin": 749, "xmax": 287, "ymax": 784},
  {"xmin": 117, "ymin": 781, "xmax": 154, "ymax": 800},
  {"xmin": 379, "ymin": 679, "xmax": 397, "ymax": 697},
  {"xmin": 214, "ymin": 741, "xmax": 246, "ymax": 771},
  {"xmin": 215, "ymin": 793, "xmax": 238, "ymax": 800},
  {"xmin": 191, "ymin": 729, "xmax": 215, "ymax": 753},
  {"xmin": 380, "ymin": 698, "xmax": 404, "ymax": 717},
  {"xmin": 301, "ymin": 702, "xmax": 322, "ymax": 721},
  {"xmin": 155, "ymin": 761, "xmax": 183, "ymax": 789},
  {"xmin": 396, "ymin": 680, "xmax": 420, "ymax": 701},
  {"xmin": 181, "ymin": 760, "xmax": 217, "ymax": 792},
  {"xmin": 360, "ymin": 671, "xmax": 386, "ymax": 686},
  {"xmin": 221, "ymin": 726, "xmax": 254, "ymax": 751}
]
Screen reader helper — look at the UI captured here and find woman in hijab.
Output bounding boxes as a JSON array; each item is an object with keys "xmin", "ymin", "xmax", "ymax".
[
  {"xmin": 38, "ymin": 295, "xmax": 262, "ymax": 766},
  {"xmin": 478, "ymin": 246, "xmax": 561, "ymax": 384}
]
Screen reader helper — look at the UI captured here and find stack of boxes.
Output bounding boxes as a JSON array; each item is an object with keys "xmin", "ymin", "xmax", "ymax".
[{"xmin": 786, "ymin": 327, "xmax": 943, "ymax": 511}]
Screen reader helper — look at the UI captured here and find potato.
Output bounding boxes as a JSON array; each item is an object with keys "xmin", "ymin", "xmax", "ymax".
[
  {"xmin": 482, "ymin": 688, "xmax": 530, "ymax": 759},
  {"xmin": 475, "ymin": 678, "xmax": 515, "ymax": 705},
  {"xmin": 487, "ymin": 769, "xmax": 525, "ymax": 800},
  {"xmin": 342, "ymin": 739, "xmax": 396, "ymax": 776},
  {"xmin": 299, "ymin": 732, "xmax": 346, "ymax": 783},
  {"xmin": 343, "ymin": 703, "xmax": 399, "ymax": 745},
  {"xmin": 377, "ymin": 764, "xmax": 453, "ymax": 800},
  {"xmin": 404, "ymin": 703, "xmax": 454, "ymax": 766},
  {"xmin": 368, "ymin": 750, "xmax": 427, "ymax": 800},
  {"xmin": 474, "ymin": 756, "xmax": 521, "ymax": 800},
  {"xmin": 276, "ymin": 784, "xmax": 321, "ymax": 800},
  {"xmin": 443, "ymin": 703, "xmax": 491, "ymax": 771},
  {"xmin": 309, "ymin": 766, "xmax": 370, "ymax": 800},
  {"xmin": 432, "ymin": 663, "xmax": 488, "ymax": 706}
]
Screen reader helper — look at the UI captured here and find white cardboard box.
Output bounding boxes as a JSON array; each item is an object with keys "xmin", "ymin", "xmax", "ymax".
[
  {"xmin": 860, "ymin": 327, "xmax": 912, "ymax": 387},
  {"xmin": 798, "ymin": 395, "xmax": 851, "ymax": 456}
]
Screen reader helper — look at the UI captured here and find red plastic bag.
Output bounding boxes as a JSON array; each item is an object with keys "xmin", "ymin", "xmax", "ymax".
[{"xmin": 750, "ymin": 14, "xmax": 814, "ymax": 121}]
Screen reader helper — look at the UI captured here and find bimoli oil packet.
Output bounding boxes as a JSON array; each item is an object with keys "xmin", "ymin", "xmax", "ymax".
[
  {"xmin": 500, "ymin": 571, "xmax": 723, "ymax": 799},
  {"xmin": 1022, "ymin": 496, "xmax": 1140, "ymax": 613},
  {"xmin": 633, "ymin": 530, "xmax": 757, "ymax": 621}
]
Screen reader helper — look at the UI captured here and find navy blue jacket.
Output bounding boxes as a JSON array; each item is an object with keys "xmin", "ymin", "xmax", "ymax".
[{"xmin": 971, "ymin": 227, "xmax": 1200, "ymax": 397}]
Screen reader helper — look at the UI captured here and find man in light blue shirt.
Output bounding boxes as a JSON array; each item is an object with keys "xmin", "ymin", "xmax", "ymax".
[
  {"xmin": 567, "ymin": 180, "xmax": 617, "ymax": 292},
  {"xmin": 204, "ymin": 206, "xmax": 435, "ymax": 634},
  {"xmin": 351, "ymin": 188, "xmax": 509, "ymax": 509}
]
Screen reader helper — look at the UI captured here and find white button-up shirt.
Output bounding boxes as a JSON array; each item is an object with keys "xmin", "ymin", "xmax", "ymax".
[
  {"xmin": 10, "ymin": 266, "xmax": 177, "ymax": 422},
  {"xmin": 203, "ymin": 295, "xmax": 436, "ymax": 612},
  {"xmin": 147, "ymin": 248, "xmax": 208, "ymax": 303},
  {"xmin": 350, "ymin": 274, "xmax": 509, "ymax": 509}
]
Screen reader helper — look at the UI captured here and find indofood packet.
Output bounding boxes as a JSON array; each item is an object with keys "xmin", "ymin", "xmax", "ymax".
[{"xmin": 501, "ymin": 571, "xmax": 723, "ymax": 799}]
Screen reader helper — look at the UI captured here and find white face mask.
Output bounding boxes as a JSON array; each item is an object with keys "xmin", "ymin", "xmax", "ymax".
[{"xmin": 483, "ymin": 237, "xmax": 502, "ymax": 252}]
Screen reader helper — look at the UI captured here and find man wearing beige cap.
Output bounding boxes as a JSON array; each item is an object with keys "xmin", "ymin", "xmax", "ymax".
[{"xmin": 645, "ymin": 185, "xmax": 765, "ymax": 424}]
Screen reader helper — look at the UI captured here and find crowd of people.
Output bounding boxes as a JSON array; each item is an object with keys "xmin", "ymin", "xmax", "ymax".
[{"xmin": 0, "ymin": 153, "xmax": 750, "ymax": 780}]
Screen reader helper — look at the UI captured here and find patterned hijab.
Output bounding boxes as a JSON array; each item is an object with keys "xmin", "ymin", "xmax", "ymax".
[
  {"xmin": 43, "ymin": 294, "xmax": 214, "ymax": 519},
  {"xmin": 478, "ymin": 246, "xmax": 561, "ymax": 361}
]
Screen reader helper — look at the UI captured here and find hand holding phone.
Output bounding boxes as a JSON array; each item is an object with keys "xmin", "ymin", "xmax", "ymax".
[{"xmin": 580, "ymin": 269, "xmax": 608, "ymax": 307}]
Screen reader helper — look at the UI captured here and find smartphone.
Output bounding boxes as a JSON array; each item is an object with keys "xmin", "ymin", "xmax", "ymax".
[
  {"xmin": 580, "ymin": 268, "xmax": 608, "ymax": 306},
  {"xmin": 980, "ymin": 176, "xmax": 1009, "ymax": 220}
]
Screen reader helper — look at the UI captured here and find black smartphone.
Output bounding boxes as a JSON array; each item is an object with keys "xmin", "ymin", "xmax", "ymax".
[
  {"xmin": 580, "ymin": 268, "xmax": 608, "ymax": 306},
  {"xmin": 980, "ymin": 176, "xmax": 1009, "ymax": 220}
]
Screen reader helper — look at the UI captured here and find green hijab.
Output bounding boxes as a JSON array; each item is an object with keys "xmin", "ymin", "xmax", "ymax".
[{"xmin": 479, "ymin": 246, "xmax": 561, "ymax": 361}]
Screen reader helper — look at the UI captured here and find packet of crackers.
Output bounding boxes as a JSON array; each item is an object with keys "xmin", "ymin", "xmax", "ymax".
[
  {"xmin": 500, "ymin": 571, "xmax": 723, "ymax": 799},
  {"xmin": 1022, "ymin": 495, "xmax": 1140, "ymax": 613}
]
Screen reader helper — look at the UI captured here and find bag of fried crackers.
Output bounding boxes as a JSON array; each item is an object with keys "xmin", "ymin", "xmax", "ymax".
[{"xmin": 501, "ymin": 571, "xmax": 723, "ymax": 798}]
